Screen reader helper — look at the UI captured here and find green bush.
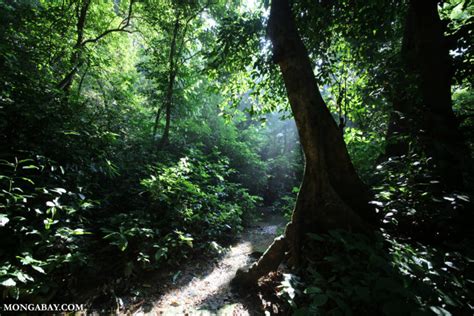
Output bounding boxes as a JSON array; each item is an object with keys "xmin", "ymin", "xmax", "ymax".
[
  {"xmin": 288, "ymin": 230, "xmax": 474, "ymax": 315},
  {"xmin": 344, "ymin": 127, "xmax": 384, "ymax": 181},
  {"xmin": 0, "ymin": 156, "xmax": 93, "ymax": 300},
  {"xmin": 141, "ymin": 149, "xmax": 261, "ymax": 241},
  {"xmin": 87, "ymin": 149, "xmax": 262, "ymax": 282},
  {"xmin": 371, "ymin": 153, "xmax": 471, "ymax": 239},
  {"xmin": 272, "ymin": 187, "xmax": 299, "ymax": 220}
]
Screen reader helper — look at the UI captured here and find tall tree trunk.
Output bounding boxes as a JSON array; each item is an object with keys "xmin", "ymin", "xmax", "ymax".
[
  {"xmin": 232, "ymin": 0, "xmax": 375, "ymax": 287},
  {"xmin": 152, "ymin": 106, "xmax": 162, "ymax": 140},
  {"xmin": 158, "ymin": 15, "xmax": 180, "ymax": 149},
  {"xmin": 385, "ymin": 0, "xmax": 469, "ymax": 189},
  {"xmin": 58, "ymin": 0, "xmax": 90, "ymax": 92},
  {"xmin": 412, "ymin": 0, "xmax": 468, "ymax": 189}
]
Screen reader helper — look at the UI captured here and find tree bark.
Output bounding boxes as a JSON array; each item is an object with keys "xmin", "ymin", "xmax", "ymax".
[
  {"xmin": 412, "ymin": 0, "xmax": 469, "ymax": 189},
  {"xmin": 58, "ymin": 0, "xmax": 134, "ymax": 92},
  {"xmin": 152, "ymin": 106, "xmax": 163, "ymax": 140},
  {"xmin": 154, "ymin": 4, "xmax": 205, "ymax": 148},
  {"xmin": 157, "ymin": 15, "xmax": 180, "ymax": 149},
  {"xmin": 385, "ymin": 0, "xmax": 469, "ymax": 189},
  {"xmin": 232, "ymin": 0, "xmax": 375, "ymax": 287},
  {"xmin": 58, "ymin": 0, "xmax": 91, "ymax": 92}
]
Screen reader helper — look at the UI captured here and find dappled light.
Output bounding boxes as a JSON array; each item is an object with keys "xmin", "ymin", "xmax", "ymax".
[
  {"xmin": 1, "ymin": 0, "xmax": 473, "ymax": 315},
  {"xmin": 131, "ymin": 211, "xmax": 285, "ymax": 315}
]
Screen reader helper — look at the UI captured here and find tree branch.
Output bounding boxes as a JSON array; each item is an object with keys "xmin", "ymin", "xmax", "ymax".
[
  {"xmin": 58, "ymin": 0, "xmax": 135, "ymax": 91},
  {"xmin": 81, "ymin": 0, "xmax": 134, "ymax": 47}
]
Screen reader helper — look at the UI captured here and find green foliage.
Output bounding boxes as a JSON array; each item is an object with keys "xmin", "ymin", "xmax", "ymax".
[
  {"xmin": 344, "ymin": 128, "xmax": 385, "ymax": 180},
  {"xmin": 273, "ymin": 189, "xmax": 298, "ymax": 221},
  {"xmin": 1, "ymin": 0, "xmax": 472, "ymax": 311},
  {"xmin": 0, "ymin": 156, "xmax": 93, "ymax": 300},
  {"xmin": 453, "ymin": 87, "xmax": 474, "ymax": 165},
  {"xmin": 142, "ymin": 150, "xmax": 261, "ymax": 239},
  {"xmin": 0, "ymin": 0, "xmax": 283, "ymax": 303},
  {"xmin": 289, "ymin": 230, "xmax": 473, "ymax": 315},
  {"xmin": 371, "ymin": 153, "xmax": 471, "ymax": 238},
  {"xmin": 439, "ymin": 0, "xmax": 474, "ymax": 86},
  {"xmin": 92, "ymin": 149, "xmax": 262, "ymax": 280}
]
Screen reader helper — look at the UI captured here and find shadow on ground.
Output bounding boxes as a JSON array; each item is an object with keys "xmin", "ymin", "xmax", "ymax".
[{"xmin": 123, "ymin": 208, "xmax": 286, "ymax": 315}]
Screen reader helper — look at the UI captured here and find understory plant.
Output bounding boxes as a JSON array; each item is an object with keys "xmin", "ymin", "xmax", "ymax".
[{"xmin": 286, "ymin": 230, "xmax": 474, "ymax": 315}]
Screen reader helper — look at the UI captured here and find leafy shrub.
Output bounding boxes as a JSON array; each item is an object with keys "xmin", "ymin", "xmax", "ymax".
[
  {"xmin": 0, "ymin": 156, "xmax": 93, "ymax": 300},
  {"xmin": 141, "ymin": 150, "xmax": 261, "ymax": 241},
  {"xmin": 371, "ymin": 153, "xmax": 471, "ymax": 240},
  {"xmin": 289, "ymin": 230, "xmax": 474, "ymax": 315},
  {"xmin": 87, "ymin": 149, "xmax": 262, "ymax": 283},
  {"xmin": 344, "ymin": 127, "xmax": 384, "ymax": 181},
  {"xmin": 98, "ymin": 211, "xmax": 195, "ymax": 277},
  {"xmin": 272, "ymin": 187, "xmax": 299, "ymax": 220}
]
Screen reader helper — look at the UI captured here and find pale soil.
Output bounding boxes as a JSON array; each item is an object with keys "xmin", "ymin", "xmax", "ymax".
[{"xmin": 127, "ymin": 211, "xmax": 285, "ymax": 316}]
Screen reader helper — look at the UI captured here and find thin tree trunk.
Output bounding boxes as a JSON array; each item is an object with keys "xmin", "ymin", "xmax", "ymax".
[
  {"xmin": 58, "ymin": 0, "xmax": 134, "ymax": 92},
  {"xmin": 152, "ymin": 106, "xmax": 162, "ymax": 140},
  {"xmin": 76, "ymin": 61, "xmax": 90, "ymax": 97},
  {"xmin": 232, "ymin": 0, "xmax": 375, "ymax": 287},
  {"xmin": 158, "ymin": 15, "xmax": 180, "ymax": 149},
  {"xmin": 58, "ymin": 0, "xmax": 90, "ymax": 92}
]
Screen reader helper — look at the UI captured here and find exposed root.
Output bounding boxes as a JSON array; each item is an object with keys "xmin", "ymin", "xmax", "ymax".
[{"xmin": 231, "ymin": 234, "xmax": 288, "ymax": 289}]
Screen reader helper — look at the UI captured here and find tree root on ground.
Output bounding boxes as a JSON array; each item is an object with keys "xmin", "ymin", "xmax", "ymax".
[{"xmin": 231, "ymin": 234, "xmax": 288, "ymax": 290}]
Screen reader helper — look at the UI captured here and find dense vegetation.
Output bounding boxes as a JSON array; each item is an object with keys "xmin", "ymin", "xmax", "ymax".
[{"xmin": 0, "ymin": 0, "xmax": 472, "ymax": 314}]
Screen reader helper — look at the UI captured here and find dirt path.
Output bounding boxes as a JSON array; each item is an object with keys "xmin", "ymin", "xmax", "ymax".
[{"xmin": 130, "ymin": 210, "xmax": 285, "ymax": 315}]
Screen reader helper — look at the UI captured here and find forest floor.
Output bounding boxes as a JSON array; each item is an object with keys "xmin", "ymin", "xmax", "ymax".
[{"xmin": 124, "ymin": 208, "xmax": 286, "ymax": 315}]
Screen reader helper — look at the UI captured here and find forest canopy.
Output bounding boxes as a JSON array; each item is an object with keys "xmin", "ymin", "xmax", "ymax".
[{"xmin": 0, "ymin": 0, "xmax": 473, "ymax": 314}]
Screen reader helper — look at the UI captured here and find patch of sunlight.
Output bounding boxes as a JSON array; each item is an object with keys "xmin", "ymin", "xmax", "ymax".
[{"xmin": 136, "ymin": 241, "xmax": 253, "ymax": 315}]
